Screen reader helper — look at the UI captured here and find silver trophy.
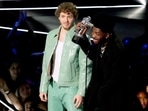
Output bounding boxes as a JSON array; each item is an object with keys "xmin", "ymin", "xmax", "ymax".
[{"xmin": 75, "ymin": 16, "xmax": 93, "ymax": 37}]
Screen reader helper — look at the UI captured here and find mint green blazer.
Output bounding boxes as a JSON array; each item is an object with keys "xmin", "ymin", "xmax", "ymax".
[{"xmin": 39, "ymin": 25, "xmax": 93, "ymax": 96}]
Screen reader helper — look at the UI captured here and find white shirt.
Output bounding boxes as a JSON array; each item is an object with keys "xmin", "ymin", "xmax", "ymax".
[{"xmin": 52, "ymin": 41, "xmax": 64, "ymax": 82}]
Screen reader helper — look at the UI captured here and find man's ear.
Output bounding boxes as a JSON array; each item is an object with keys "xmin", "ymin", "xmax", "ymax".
[{"xmin": 105, "ymin": 33, "xmax": 110, "ymax": 39}]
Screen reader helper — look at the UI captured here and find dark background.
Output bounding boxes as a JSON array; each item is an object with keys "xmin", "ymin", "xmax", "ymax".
[{"xmin": 0, "ymin": 0, "xmax": 147, "ymax": 89}]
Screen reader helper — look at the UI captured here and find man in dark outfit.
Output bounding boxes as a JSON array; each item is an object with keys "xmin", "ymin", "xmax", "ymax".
[{"xmin": 72, "ymin": 13, "xmax": 131, "ymax": 111}]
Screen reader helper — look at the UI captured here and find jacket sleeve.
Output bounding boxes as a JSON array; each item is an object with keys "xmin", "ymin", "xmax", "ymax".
[
  {"xmin": 39, "ymin": 33, "xmax": 52, "ymax": 93},
  {"xmin": 77, "ymin": 47, "xmax": 93, "ymax": 97},
  {"xmin": 72, "ymin": 35, "xmax": 96, "ymax": 61}
]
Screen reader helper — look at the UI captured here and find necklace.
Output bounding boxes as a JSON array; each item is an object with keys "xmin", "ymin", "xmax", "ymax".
[{"xmin": 100, "ymin": 46, "xmax": 106, "ymax": 57}]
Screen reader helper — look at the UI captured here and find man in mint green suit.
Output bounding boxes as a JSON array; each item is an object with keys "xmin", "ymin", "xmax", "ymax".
[{"xmin": 39, "ymin": 2, "xmax": 93, "ymax": 111}]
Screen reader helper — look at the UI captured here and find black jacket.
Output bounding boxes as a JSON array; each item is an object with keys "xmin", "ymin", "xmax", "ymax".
[{"xmin": 72, "ymin": 35, "xmax": 131, "ymax": 111}]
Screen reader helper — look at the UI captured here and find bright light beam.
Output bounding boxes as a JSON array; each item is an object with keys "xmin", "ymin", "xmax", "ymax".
[
  {"xmin": 0, "ymin": 4, "xmax": 145, "ymax": 10},
  {"xmin": 0, "ymin": 26, "xmax": 48, "ymax": 35},
  {"xmin": 136, "ymin": 0, "xmax": 147, "ymax": 5},
  {"xmin": 115, "ymin": 6, "xmax": 146, "ymax": 19},
  {"xmin": 0, "ymin": 100, "xmax": 15, "ymax": 111},
  {"xmin": 127, "ymin": 6, "xmax": 146, "ymax": 19}
]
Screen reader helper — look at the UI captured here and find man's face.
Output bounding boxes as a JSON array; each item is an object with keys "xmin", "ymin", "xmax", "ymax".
[
  {"xmin": 58, "ymin": 11, "xmax": 74, "ymax": 30},
  {"xmin": 91, "ymin": 26, "xmax": 108, "ymax": 44}
]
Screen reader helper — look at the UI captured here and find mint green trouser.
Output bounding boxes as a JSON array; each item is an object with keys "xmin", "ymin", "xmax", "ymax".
[{"xmin": 47, "ymin": 80, "xmax": 83, "ymax": 111}]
